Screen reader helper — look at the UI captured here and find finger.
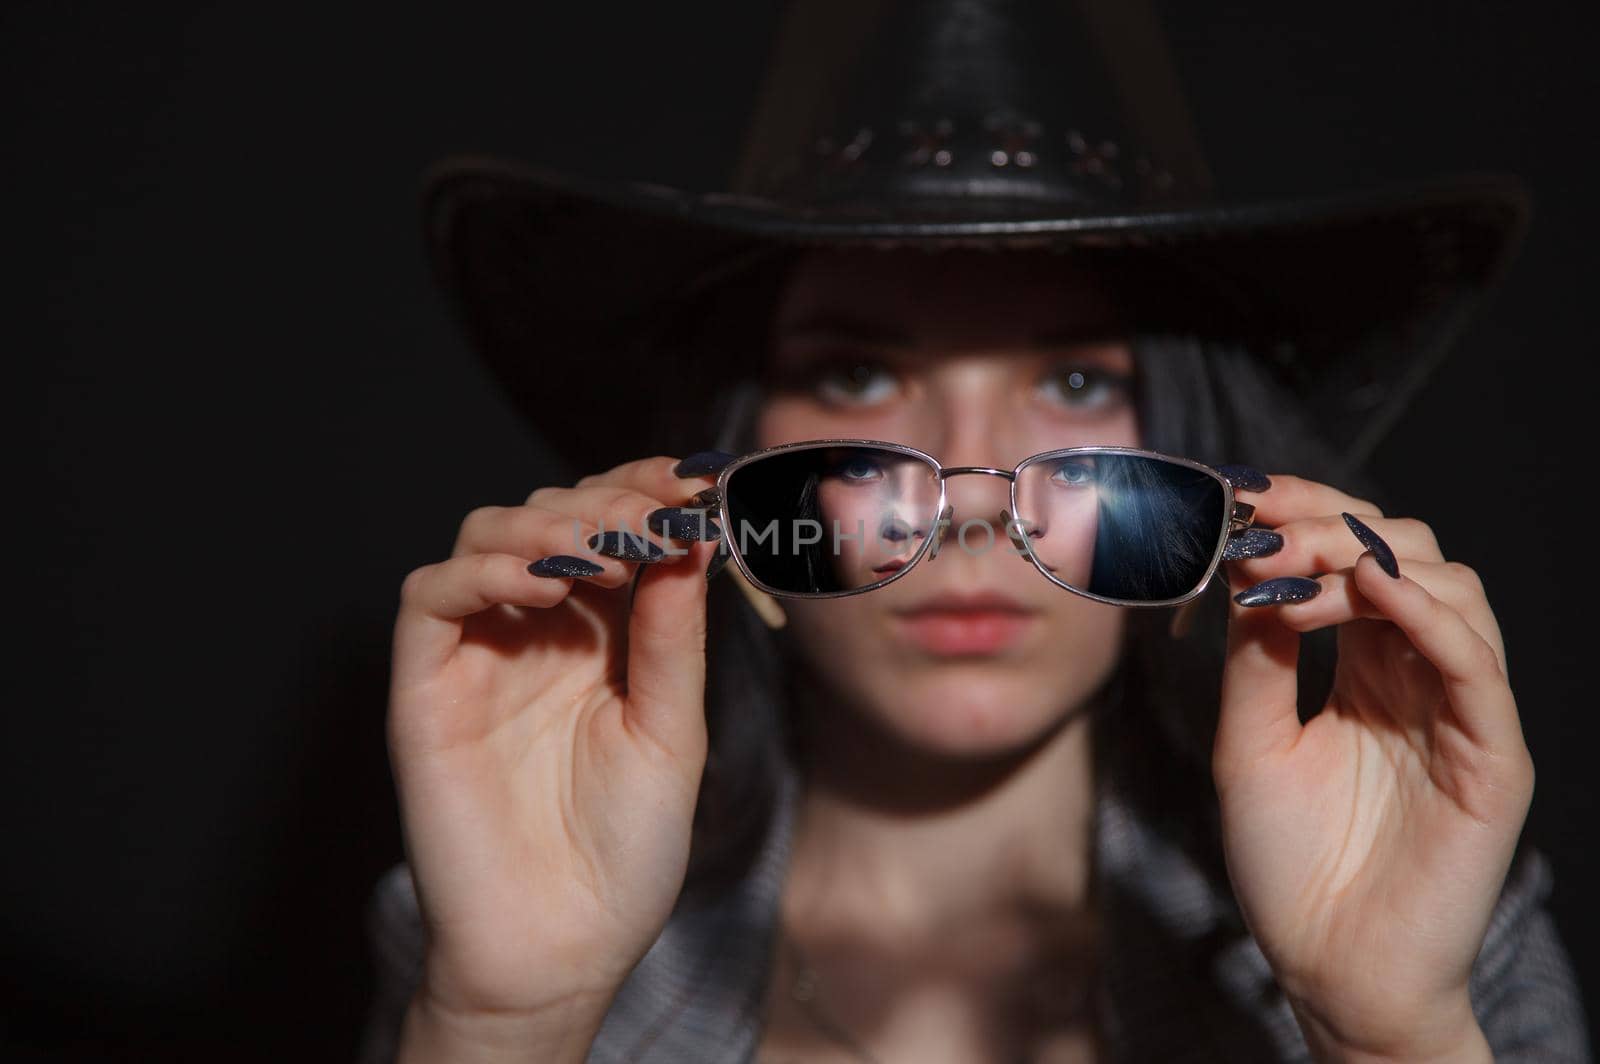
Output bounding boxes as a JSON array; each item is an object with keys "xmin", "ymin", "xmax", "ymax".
[
  {"xmin": 519, "ymin": 454, "xmax": 728, "ymax": 559},
  {"xmin": 392, "ymin": 553, "xmax": 580, "ymax": 688},
  {"xmin": 1269, "ymin": 559, "xmax": 1508, "ymax": 679},
  {"xmin": 1242, "ymin": 473, "xmax": 1382, "ymax": 528},
  {"xmin": 564, "ymin": 454, "xmax": 727, "ymax": 507},
  {"xmin": 451, "ymin": 505, "xmax": 637, "ymax": 588},
  {"xmin": 1227, "ymin": 514, "xmax": 1444, "ymax": 585},
  {"xmin": 668, "ymin": 449, "xmax": 740, "ymax": 479},
  {"xmin": 1216, "ymin": 589, "xmax": 1306, "ymax": 774},
  {"xmin": 469, "ymin": 489, "xmax": 696, "ymax": 567},
  {"xmin": 622, "ymin": 537, "xmax": 722, "ymax": 760},
  {"xmin": 1349, "ymin": 554, "xmax": 1522, "ymax": 751}
]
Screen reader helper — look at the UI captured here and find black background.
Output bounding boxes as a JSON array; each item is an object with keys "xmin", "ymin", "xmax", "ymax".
[{"xmin": 11, "ymin": 2, "xmax": 1598, "ymax": 1059}]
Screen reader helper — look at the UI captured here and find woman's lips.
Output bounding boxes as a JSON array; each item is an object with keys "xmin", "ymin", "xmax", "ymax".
[{"xmin": 891, "ymin": 593, "xmax": 1037, "ymax": 655}]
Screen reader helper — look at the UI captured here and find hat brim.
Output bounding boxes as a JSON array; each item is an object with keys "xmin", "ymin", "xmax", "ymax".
[{"xmin": 423, "ymin": 156, "xmax": 1530, "ymax": 475}]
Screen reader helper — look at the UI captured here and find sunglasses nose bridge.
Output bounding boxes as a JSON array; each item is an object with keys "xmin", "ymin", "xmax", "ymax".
[
  {"xmin": 935, "ymin": 466, "xmax": 1015, "ymax": 481},
  {"xmin": 930, "ymin": 467, "xmax": 1018, "ymax": 557}
]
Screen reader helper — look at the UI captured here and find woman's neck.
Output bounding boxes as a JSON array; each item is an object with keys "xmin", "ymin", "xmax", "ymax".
[{"xmin": 784, "ymin": 681, "xmax": 1100, "ymax": 949}]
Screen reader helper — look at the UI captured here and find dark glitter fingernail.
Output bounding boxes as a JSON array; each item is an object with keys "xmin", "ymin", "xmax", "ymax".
[
  {"xmin": 706, "ymin": 539, "xmax": 732, "ymax": 579},
  {"xmin": 673, "ymin": 450, "xmax": 738, "ymax": 477},
  {"xmin": 587, "ymin": 531, "xmax": 666, "ymax": 562},
  {"xmin": 528, "ymin": 555, "xmax": 604, "ymax": 578},
  {"xmin": 1341, "ymin": 512, "xmax": 1400, "ymax": 579},
  {"xmin": 1218, "ymin": 465, "xmax": 1272, "ymax": 493},
  {"xmin": 1222, "ymin": 528, "xmax": 1285, "ymax": 561},
  {"xmin": 1234, "ymin": 576, "xmax": 1322, "ymax": 607},
  {"xmin": 647, "ymin": 507, "xmax": 723, "ymax": 541}
]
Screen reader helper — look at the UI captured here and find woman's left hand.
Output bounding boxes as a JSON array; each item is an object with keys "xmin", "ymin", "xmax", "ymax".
[{"xmin": 1214, "ymin": 475, "xmax": 1533, "ymax": 1064}]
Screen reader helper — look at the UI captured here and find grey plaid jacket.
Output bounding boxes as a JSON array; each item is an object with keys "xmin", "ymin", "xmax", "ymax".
[{"xmin": 358, "ymin": 760, "xmax": 1590, "ymax": 1062}]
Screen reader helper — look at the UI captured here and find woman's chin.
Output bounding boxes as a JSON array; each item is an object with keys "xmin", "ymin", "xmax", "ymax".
[{"xmin": 862, "ymin": 670, "xmax": 1088, "ymax": 759}]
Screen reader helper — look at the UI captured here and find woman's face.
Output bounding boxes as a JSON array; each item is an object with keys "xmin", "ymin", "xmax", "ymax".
[
  {"xmin": 812, "ymin": 447, "xmax": 942, "ymax": 587},
  {"xmin": 756, "ymin": 246, "xmax": 1139, "ymax": 758}
]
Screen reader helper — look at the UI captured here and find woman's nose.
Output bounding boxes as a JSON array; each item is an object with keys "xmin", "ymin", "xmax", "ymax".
[{"xmin": 910, "ymin": 362, "xmax": 1030, "ymax": 518}]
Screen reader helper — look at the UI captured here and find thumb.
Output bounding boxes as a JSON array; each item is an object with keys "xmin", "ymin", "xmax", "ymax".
[
  {"xmin": 1215, "ymin": 592, "xmax": 1305, "ymax": 776},
  {"xmin": 622, "ymin": 539, "xmax": 719, "ymax": 759}
]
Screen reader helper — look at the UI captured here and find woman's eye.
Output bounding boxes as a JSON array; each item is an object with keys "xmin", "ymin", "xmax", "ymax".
[
  {"xmin": 811, "ymin": 358, "xmax": 900, "ymax": 405},
  {"xmin": 1049, "ymin": 459, "xmax": 1097, "ymax": 487},
  {"xmin": 1037, "ymin": 366, "xmax": 1130, "ymax": 412},
  {"xmin": 827, "ymin": 453, "xmax": 884, "ymax": 482}
]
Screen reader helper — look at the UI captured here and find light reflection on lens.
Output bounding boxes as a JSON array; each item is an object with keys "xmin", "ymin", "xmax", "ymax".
[{"xmin": 1014, "ymin": 452, "xmax": 1224, "ymax": 602}]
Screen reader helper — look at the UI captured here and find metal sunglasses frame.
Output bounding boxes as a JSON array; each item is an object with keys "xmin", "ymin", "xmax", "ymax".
[{"xmin": 687, "ymin": 439, "xmax": 1258, "ymax": 608}]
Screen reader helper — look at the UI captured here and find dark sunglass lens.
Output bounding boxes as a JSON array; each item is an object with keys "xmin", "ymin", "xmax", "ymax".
[
  {"xmin": 1012, "ymin": 453, "xmax": 1226, "ymax": 603},
  {"xmin": 723, "ymin": 446, "xmax": 942, "ymax": 595}
]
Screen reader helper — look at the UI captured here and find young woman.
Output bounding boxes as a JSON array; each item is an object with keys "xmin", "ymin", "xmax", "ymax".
[
  {"xmin": 367, "ymin": 241, "xmax": 1585, "ymax": 1063},
  {"xmin": 360, "ymin": 3, "xmax": 1589, "ymax": 1061}
]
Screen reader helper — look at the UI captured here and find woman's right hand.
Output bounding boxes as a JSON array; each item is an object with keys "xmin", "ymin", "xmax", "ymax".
[{"xmin": 386, "ymin": 454, "xmax": 728, "ymax": 1057}]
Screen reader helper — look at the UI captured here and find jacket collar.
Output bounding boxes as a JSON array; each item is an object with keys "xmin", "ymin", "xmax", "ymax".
[{"xmin": 589, "ymin": 755, "xmax": 1304, "ymax": 1062}]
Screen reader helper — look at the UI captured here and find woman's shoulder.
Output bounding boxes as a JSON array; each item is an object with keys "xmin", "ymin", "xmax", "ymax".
[
  {"xmin": 1469, "ymin": 843, "xmax": 1592, "ymax": 1059},
  {"xmin": 357, "ymin": 863, "xmax": 425, "ymax": 1064},
  {"xmin": 367, "ymin": 861, "xmax": 425, "ymax": 971},
  {"xmin": 1095, "ymin": 793, "xmax": 1591, "ymax": 1061}
]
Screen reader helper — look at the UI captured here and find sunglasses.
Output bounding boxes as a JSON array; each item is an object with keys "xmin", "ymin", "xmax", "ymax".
[{"xmin": 685, "ymin": 440, "xmax": 1257, "ymax": 608}]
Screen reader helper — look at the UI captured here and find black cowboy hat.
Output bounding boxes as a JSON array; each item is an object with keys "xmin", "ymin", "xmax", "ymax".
[{"xmin": 422, "ymin": 0, "xmax": 1530, "ymax": 476}]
